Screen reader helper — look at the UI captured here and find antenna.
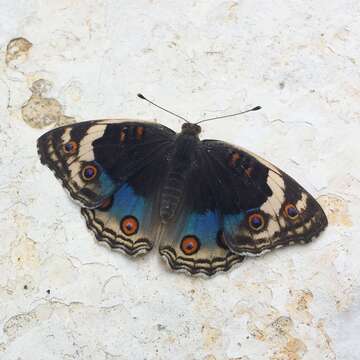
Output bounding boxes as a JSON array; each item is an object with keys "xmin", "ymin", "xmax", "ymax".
[
  {"xmin": 195, "ymin": 106, "xmax": 261, "ymax": 125},
  {"xmin": 137, "ymin": 93, "xmax": 190, "ymax": 123}
]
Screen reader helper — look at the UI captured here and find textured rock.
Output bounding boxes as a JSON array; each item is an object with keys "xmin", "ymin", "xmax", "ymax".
[{"xmin": 0, "ymin": 1, "xmax": 359, "ymax": 359}]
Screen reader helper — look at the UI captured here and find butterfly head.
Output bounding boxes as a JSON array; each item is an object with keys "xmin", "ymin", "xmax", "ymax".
[{"xmin": 181, "ymin": 123, "xmax": 201, "ymax": 136}]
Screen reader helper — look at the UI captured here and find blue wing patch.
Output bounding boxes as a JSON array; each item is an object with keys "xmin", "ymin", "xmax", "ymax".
[
  {"xmin": 159, "ymin": 210, "xmax": 244, "ymax": 276},
  {"xmin": 223, "ymin": 212, "xmax": 246, "ymax": 234},
  {"xmin": 180, "ymin": 210, "xmax": 221, "ymax": 246},
  {"xmin": 97, "ymin": 165, "xmax": 117, "ymax": 197},
  {"xmin": 81, "ymin": 182, "xmax": 156, "ymax": 256},
  {"xmin": 110, "ymin": 184, "xmax": 147, "ymax": 225}
]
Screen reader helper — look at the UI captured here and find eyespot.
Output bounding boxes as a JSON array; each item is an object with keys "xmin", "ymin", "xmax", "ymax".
[
  {"xmin": 81, "ymin": 164, "xmax": 98, "ymax": 181},
  {"xmin": 284, "ymin": 204, "xmax": 299, "ymax": 219},
  {"xmin": 248, "ymin": 213, "xmax": 265, "ymax": 231},
  {"xmin": 120, "ymin": 216, "xmax": 139, "ymax": 236},
  {"xmin": 63, "ymin": 141, "xmax": 78, "ymax": 155},
  {"xmin": 181, "ymin": 235, "xmax": 200, "ymax": 255}
]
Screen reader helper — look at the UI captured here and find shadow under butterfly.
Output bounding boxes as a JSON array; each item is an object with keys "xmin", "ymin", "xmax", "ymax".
[{"xmin": 37, "ymin": 94, "xmax": 328, "ymax": 276}]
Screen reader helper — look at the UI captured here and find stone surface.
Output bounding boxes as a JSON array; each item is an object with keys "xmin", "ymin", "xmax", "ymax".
[{"xmin": 1, "ymin": 1, "xmax": 359, "ymax": 359}]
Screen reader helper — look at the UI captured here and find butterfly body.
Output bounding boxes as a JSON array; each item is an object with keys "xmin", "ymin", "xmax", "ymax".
[
  {"xmin": 38, "ymin": 118, "xmax": 327, "ymax": 276},
  {"xmin": 160, "ymin": 123, "xmax": 201, "ymax": 223}
]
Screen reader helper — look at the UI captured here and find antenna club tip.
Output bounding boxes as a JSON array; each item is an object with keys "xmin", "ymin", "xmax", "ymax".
[
  {"xmin": 252, "ymin": 106, "xmax": 262, "ymax": 111},
  {"xmin": 137, "ymin": 93, "xmax": 146, "ymax": 99}
]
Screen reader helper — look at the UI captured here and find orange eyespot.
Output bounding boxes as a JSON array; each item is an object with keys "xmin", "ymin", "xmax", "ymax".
[
  {"xmin": 63, "ymin": 140, "xmax": 78, "ymax": 155},
  {"xmin": 120, "ymin": 216, "xmax": 139, "ymax": 236},
  {"xmin": 81, "ymin": 164, "xmax": 98, "ymax": 181},
  {"xmin": 248, "ymin": 213, "xmax": 265, "ymax": 231},
  {"xmin": 284, "ymin": 204, "xmax": 299, "ymax": 219},
  {"xmin": 181, "ymin": 235, "xmax": 200, "ymax": 255}
]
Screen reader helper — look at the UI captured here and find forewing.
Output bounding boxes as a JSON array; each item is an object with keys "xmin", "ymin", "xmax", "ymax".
[{"xmin": 37, "ymin": 120, "xmax": 175, "ymax": 207}]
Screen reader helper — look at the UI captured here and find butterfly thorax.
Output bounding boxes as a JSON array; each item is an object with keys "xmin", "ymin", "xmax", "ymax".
[
  {"xmin": 160, "ymin": 129, "xmax": 200, "ymax": 223},
  {"xmin": 181, "ymin": 122, "xmax": 201, "ymax": 136}
]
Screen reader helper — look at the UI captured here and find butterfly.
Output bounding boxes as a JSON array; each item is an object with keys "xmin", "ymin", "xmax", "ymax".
[{"xmin": 37, "ymin": 95, "xmax": 328, "ymax": 276}]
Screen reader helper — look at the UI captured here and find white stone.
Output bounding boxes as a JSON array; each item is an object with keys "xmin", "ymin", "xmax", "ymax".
[{"xmin": 0, "ymin": 1, "xmax": 359, "ymax": 359}]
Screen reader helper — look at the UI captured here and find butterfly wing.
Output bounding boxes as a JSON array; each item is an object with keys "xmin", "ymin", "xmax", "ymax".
[
  {"xmin": 159, "ymin": 139, "xmax": 327, "ymax": 275},
  {"xmin": 158, "ymin": 144, "xmax": 245, "ymax": 276},
  {"xmin": 38, "ymin": 120, "xmax": 175, "ymax": 207},
  {"xmin": 199, "ymin": 140, "xmax": 328, "ymax": 255},
  {"xmin": 81, "ymin": 163, "xmax": 166, "ymax": 255},
  {"xmin": 159, "ymin": 208, "xmax": 244, "ymax": 276},
  {"xmin": 38, "ymin": 120, "xmax": 175, "ymax": 255},
  {"xmin": 38, "ymin": 120, "xmax": 327, "ymax": 274}
]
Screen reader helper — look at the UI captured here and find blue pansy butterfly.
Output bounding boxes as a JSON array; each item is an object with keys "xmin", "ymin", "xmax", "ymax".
[{"xmin": 37, "ymin": 95, "xmax": 327, "ymax": 276}]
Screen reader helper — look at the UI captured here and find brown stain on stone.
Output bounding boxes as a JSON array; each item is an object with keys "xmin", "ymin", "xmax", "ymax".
[
  {"xmin": 295, "ymin": 290, "xmax": 314, "ymax": 312},
  {"xmin": 241, "ymin": 306, "xmax": 307, "ymax": 359},
  {"xmin": 271, "ymin": 338, "xmax": 307, "ymax": 360},
  {"xmin": 318, "ymin": 194, "xmax": 352, "ymax": 227},
  {"xmin": 227, "ymin": 1, "xmax": 239, "ymax": 21},
  {"xmin": 268, "ymin": 316, "xmax": 307, "ymax": 360},
  {"xmin": 21, "ymin": 79, "xmax": 75, "ymax": 128},
  {"xmin": 5, "ymin": 37, "xmax": 32, "ymax": 65},
  {"xmin": 11, "ymin": 236, "xmax": 40, "ymax": 271},
  {"xmin": 271, "ymin": 316, "xmax": 293, "ymax": 336},
  {"xmin": 203, "ymin": 355, "xmax": 217, "ymax": 360},
  {"xmin": 286, "ymin": 289, "xmax": 314, "ymax": 325},
  {"xmin": 316, "ymin": 319, "xmax": 335, "ymax": 356},
  {"xmin": 201, "ymin": 323, "xmax": 222, "ymax": 349}
]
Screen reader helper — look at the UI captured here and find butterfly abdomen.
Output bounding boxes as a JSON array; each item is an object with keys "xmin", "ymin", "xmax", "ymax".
[
  {"xmin": 160, "ymin": 133, "xmax": 199, "ymax": 223},
  {"xmin": 160, "ymin": 171, "xmax": 186, "ymax": 222}
]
